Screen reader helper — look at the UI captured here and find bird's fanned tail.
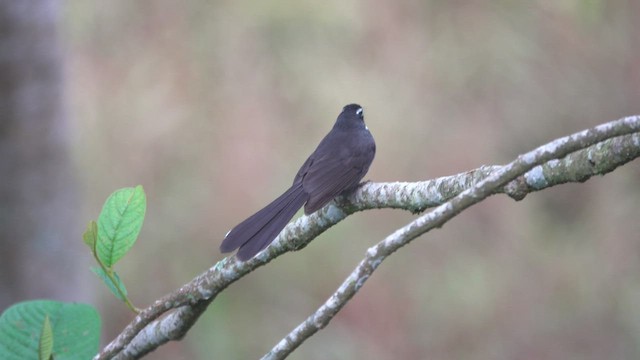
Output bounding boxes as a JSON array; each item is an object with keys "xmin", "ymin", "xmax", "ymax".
[{"xmin": 220, "ymin": 184, "xmax": 308, "ymax": 260}]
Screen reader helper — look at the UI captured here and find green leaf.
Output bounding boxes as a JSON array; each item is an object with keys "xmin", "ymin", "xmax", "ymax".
[
  {"xmin": 82, "ymin": 220, "xmax": 98, "ymax": 251},
  {"xmin": 38, "ymin": 315, "xmax": 53, "ymax": 360},
  {"xmin": 96, "ymin": 185, "xmax": 146, "ymax": 267},
  {"xmin": 0, "ymin": 300, "xmax": 101, "ymax": 360},
  {"xmin": 91, "ymin": 267, "xmax": 128, "ymax": 301}
]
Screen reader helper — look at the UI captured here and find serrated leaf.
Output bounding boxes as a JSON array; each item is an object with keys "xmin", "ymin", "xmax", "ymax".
[
  {"xmin": 0, "ymin": 300, "xmax": 101, "ymax": 360},
  {"xmin": 96, "ymin": 185, "xmax": 146, "ymax": 267},
  {"xmin": 91, "ymin": 267, "xmax": 127, "ymax": 301},
  {"xmin": 38, "ymin": 315, "xmax": 53, "ymax": 360},
  {"xmin": 82, "ymin": 220, "xmax": 98, "ymax": 251}
]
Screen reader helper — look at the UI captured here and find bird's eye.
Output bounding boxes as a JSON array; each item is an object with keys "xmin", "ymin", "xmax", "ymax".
[{"xmin": 356, "ymin": 107, "xmax": 363, "ymax": 118}]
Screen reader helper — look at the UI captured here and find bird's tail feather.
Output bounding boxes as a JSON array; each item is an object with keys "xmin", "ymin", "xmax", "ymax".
[{"xmin": 220, "ymin": 184, "xmax": 308, "ymax": 260}]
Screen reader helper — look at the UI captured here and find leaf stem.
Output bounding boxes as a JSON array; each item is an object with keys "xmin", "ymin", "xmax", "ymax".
[{"xmin": 92, "ymin": 235, "xmax": 140, "ymax": 313}]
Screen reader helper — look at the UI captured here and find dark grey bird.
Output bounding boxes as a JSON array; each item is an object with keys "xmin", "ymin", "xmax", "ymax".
[{"xmin": 220, "ymin": 104, "xmax": 376, "ymax": 261}]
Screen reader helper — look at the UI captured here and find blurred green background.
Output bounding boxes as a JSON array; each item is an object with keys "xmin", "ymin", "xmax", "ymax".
[{"xmin": 4, "ymin": 1, "xmax": 640, "ymax": 359}]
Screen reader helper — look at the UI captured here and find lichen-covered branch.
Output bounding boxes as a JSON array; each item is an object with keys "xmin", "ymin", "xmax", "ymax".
[
  {"xmin": 262, "ymin": 117, "xmax": 640, "ymax": 360},
  {"xmin": 95, "ymin": 116, "xmax": 640, "ymax": 360}
]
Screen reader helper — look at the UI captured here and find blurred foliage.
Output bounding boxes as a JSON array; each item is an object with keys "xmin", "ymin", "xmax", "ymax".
[
  {"xmin": 57, "ymin": 1, "xmax": 640, "ymax": 359},
  {"xmin": 0, "ymin": 300, "xmax": 100, "ymax": 360}
]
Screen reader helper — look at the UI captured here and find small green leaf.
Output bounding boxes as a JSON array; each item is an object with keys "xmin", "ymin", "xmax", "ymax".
[
  {"xmin": 96, "ymin": 185, "xmax": 146, "ymax": 267},
  {"xmin": 82, "ymin": 220, "xmax": 98, "ymax": 251},
  {"xmin": 91, "ymin": 267, "xmax": 128, "ymax": 301},
  {"xmin": 0, "ymin": 300, "xmax": 101, "ymax": 360},
  {"xmin": 38, "ymin": 315, "xmax": 53, "ymax": 360}
]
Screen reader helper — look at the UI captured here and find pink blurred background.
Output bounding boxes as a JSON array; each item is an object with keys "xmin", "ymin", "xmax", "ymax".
[{"xmin": 2, "ymin": 1, "xmax": 640, "ymax": 359}]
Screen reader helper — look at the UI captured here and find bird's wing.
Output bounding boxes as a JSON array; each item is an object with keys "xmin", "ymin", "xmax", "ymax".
[{"xmin": 301, "ymin": 154, "xmax": 368, "ymax": 214}]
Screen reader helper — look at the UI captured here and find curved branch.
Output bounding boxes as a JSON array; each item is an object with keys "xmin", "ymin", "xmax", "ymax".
[
  {"xmin": 262, "ymin": 117, "xmax": 640, "ymax": 360},
  {"xmin": 96, "ymin": 116, "xmax": 640, "ymax": 360}
]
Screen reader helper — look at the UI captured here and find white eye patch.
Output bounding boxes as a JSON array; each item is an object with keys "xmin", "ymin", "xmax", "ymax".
[{"xmin": 356, "ymin": 107, "xmax": 363, "ymax": 116}]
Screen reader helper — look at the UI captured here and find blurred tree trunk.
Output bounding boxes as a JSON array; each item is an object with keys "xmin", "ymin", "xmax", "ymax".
[{"xmin": 0, "ymin": 1, "xmax": 88, "ymax": 309}]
